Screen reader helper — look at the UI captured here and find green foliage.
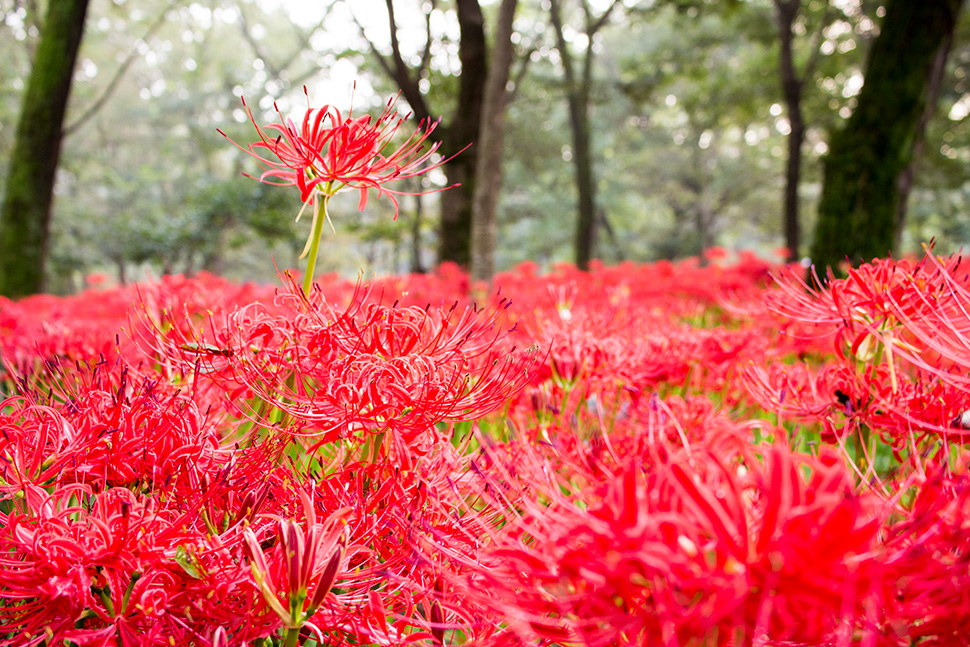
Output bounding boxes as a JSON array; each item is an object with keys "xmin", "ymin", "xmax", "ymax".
[{"xmin": 17, "ymin": 0, "xmax": 345, "ymax": 290}]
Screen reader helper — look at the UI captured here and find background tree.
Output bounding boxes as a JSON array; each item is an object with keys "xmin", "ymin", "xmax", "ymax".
[
  {"xmin": 899, "ymin": 10, "xmax": 970, "ymax": 251},
  {"xmin": 471, "ymin": 0, "xmax": 518, "ymax": 283},
  {"xmin": 48, "ymin": 0, "xmax": 339, "ymax": 290},
  {"xmin": 351, "ymin": 0, "xmax": 487, "ymax": 268},
  {"xmin": 773, "ymin": 0, "xmax": 830, "ymax": 262},
  {"xmin": 812, "ymin": 0, "xmax": 965, "ymax": 272},
  {"xmin": 548, "ymin": 0, "xmax": 622, "ymax": 270},
  {"xmin": 611, "ymin": 4, "xmax": 782, "ymax": 257},
  {"xmin": 893, "ymin": 15, "xmax": 957, "ymax": 249},
  {"xmin": 4, "ymin": 0, "xmax": 970, "ymax": 292},
  {"xmin": 0, "ymin": 0, "xmax": 89, "ymax": 297}
]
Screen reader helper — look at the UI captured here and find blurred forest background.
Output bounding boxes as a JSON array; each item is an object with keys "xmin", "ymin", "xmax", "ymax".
[{"xmin": 1, "ymin": 0, "xmax": 969, "ymax": 295}]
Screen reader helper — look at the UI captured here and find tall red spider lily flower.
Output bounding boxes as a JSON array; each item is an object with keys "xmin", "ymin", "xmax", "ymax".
[{"xmin": 221, "ymin": 87, "xmax": 461, "ymax": 293}]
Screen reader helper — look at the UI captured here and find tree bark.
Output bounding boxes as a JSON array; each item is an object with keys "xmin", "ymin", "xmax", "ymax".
[
  {"xmin": 775, "ymin": 0, "xmax": 804, "ymax": 263},
  {"xmin": 410, "ymin": 188, "xmax": 426, "ymax": 274},
  {"xmin": 366, "ymin": 0, "xmax": 486, "ymax": 268},
  {"xmin": 471, "ymin": 0, "xmax": 518, "ymax": 283},
  {"xmin": 894, "ymin": 25, "xmax": 954, "ymax": 249},
  {"xmin": 0, "ymin": 0, "xmax": 90, "ymax": 297},
  {"xmin": 567, "ymin": 89, "xmax": 597, "ymax": 271},
  {"xmin": 811, "ymin": 0, "xmax": 964, "ymax": 273},
  {"xmin": 437, "ymin": 0, "xmax": 487, "ymax": 268}
]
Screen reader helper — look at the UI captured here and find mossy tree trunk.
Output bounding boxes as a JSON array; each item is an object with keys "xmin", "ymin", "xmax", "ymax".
[
  {"xmin": 0, "ymin": 0, "xmax": 90, "ymax": 297},
  {"xmin": 810, "ymin": 0, "xmax": 964, "ymax": 273}
]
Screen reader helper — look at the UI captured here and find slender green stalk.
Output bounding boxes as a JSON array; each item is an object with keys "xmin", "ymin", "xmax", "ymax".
[
  {"xmin": 303, "ymin": 195, "xmax": 330, "ymax": 295},
  {"xmin": 284, "ymin": 627, "xmax": 301, "ymax": 647}
]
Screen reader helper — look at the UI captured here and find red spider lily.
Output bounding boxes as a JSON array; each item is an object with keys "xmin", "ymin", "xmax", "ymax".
[
  {"xmin": 761, "ymin": 253, "xmax": 970, "ymax": 384},
  {"xmin": 0, "ymin": 360, "xmax": 289, "ymax": 509},
  {"xmin": 883, "ymin": 463, "xmax": 970, "ymax": 646},
  {"xmin": 243, "ymin": 507, "xmax": 349, "ymax": 633},
  {"xmin": 220, "ymin": 88, "xmax": 466, "ymax": 292},
  {"xmin": 0, "ymin": 272, "xmax": 276, "ymax": 386},
  {"xmin": 0, "ymin": 483, "xmax": 280, "ymax": 646},
  {"xmin": 15, "ymin": 250, "xmax": 970, "ymax": 645},
  {"xmin": 465, "ymin": 435, "xmax": 884, "ymax": 647},
  {"xmin": 746, "ymin": 251, "xmax": 970, "ymax": 460},
  {"xmin": 857, "ymin": 251, "xmax": 970, "ymax": 384},
  {"xmin": 149, "ymin": 278, "xmax": 538, "ymax": 462},
  {"xmin": 0, "ymin": 358, "xmax": 301, "ymax": 645},
  {"xmin": 0, "ymin": 290, "xmax": 126, "ymax": 376},
  {"xmin": 221, "ymin": 87, "xmax": 453, "ymax": 214},
  {"xmin": 765, "ymin": 256, "xmax": 941, "ymax": 332},
  {"xmin": 232, "ymin": 451, "xmax": 486, "ymax": 645}
]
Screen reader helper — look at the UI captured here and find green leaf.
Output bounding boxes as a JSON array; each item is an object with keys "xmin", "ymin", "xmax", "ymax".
[{"xmin": 174, "ymin": 545, "xmax": 203, "ymax": 579}]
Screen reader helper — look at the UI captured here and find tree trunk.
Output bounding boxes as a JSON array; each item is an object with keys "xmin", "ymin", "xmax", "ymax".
[
  {"xmin": 471, "ymin": 0, "xmax": 518, "ymax": 283},
  {"xmin": 775, "ymin": 0, "xmax": 805, "ymax": 263},
  {"xmin": 811, "ymin": 0, "xmax": 964, "ymax": 273},
  {"xmin": 114, "ymin": 257, "xmax": 128, "ymax": 286},
  {"xmin": 894, "ymin": 26, "xmax": 954, "ymax": 250},
  {"xmin": 599, "ymin": 207, "xmax": 625, "ymax": 261},
  {"xmin": 569, "ymin": 95, "xmax": 597, "ymax": 271},
  {"xmin": 367, "ymin": 0, "xmax": 486, "ymax": 268},
  {"xmin": 0, "ymin": 0, "xmax": 90, "ymax": 297},
  {"xmin": 437, "ymin": 0, "xmax": 487, "ymax": 268},
  {"xmin": 200, "ymin": 213, "xmax": 232, "ymax": 276},
  {"xmin": 550, "ymin": 0, "xmax": 597, "ymax": 270},
  {"xmin": 438, "ymin": 156, "xmax": 476, "ymax": 267},
  {"xmin": 549, "ymin": 0, "xmax": 595, "ymax": 270},
  {"xmin": 549, "ymin": 0, "xmax": 619, "ymax": 271},
  {"xmin": 410, "ymin": 179, "xmax": 426, "ymax": 274}
]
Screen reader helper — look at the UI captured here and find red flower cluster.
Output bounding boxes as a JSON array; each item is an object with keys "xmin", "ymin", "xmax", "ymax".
[
  {"xmin": 465, "ymin": 425, "xmax": 884, "ymax": 646},
  {"xmin": 145, "ymin": 276, "xmax": 538, "ymax": 465},
  {"xmin": 3, "ymin": 249, "xmax": 970, "ymax": 645}
]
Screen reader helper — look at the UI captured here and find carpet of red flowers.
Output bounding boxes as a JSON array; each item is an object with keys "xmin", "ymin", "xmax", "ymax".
[{"xmin": 2, "ymin": 251, "xmax": 970, "ymax": 646}]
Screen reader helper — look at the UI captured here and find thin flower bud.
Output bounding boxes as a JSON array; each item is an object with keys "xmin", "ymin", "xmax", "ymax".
[{"xmin": 306, "ymin": 537, "xmax": 346, "ymax": 615}]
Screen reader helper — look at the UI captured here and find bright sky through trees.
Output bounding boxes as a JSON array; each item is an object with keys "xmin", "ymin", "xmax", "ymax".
[{"xmin": 257, "ymin": 0, "xmax": 454, "ymax": 107}]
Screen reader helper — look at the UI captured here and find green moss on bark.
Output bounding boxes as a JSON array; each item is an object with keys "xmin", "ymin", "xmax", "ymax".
[
  {"xmin": 0, "ymin": 0, "xmax": 90, "ymax": 297},
  {"xmin": 811, "ymin": 0, "xmax": 963, "ymax": 274}
]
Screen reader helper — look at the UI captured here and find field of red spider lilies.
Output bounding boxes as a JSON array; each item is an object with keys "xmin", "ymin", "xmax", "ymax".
[{"xmin": 2, "ymin": 251, "xmax": 970, "ymax": 647}]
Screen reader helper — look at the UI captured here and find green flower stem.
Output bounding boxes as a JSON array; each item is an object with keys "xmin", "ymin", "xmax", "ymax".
[
  {"xmin": 284, "ymin": 626, "xmax": 301, "ymax": 647},
  {"xmin": 303, "ymin": 194, "xmax": 330, "ymax": 295}
]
